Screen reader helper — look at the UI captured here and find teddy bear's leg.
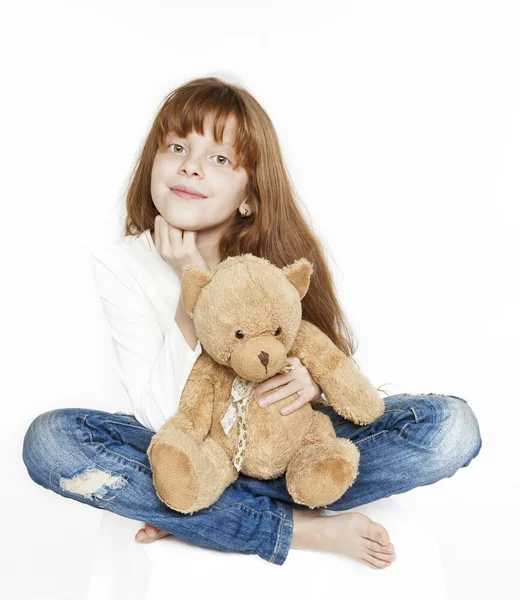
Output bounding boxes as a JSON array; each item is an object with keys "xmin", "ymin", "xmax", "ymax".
[
  {"xmin": 285, "ymin": 410, "xmax": 360, "ymax": 508},
  {"xmin": 148, "ymin": 428, "xmax": 237, "ymax": 514}
]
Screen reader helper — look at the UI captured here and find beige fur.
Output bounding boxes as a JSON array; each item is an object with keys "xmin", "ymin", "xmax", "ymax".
[{"xmin": 147, "ymin": 254, "xmax": 384, "ymax": 513}]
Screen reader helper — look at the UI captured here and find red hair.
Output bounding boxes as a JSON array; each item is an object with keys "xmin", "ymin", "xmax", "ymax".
[{"xmin": 123, "ymin": 77, "xmax": 357, "ymax": 358}]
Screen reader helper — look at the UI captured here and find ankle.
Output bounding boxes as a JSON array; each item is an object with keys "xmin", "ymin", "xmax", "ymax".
[{"xmin": 291, "ymin": 508, "xmax": 324, "ymax": 549}]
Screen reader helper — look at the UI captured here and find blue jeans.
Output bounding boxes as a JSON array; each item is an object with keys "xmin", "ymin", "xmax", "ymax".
[{"xmin": 22, "ymin": 393, "xmax": 482, "ymax": 565}]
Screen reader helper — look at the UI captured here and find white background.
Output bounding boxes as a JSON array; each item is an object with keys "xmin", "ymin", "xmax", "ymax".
[{"xmin": 2, "ymin": 1, "xmax": 518, "ymax": 598}]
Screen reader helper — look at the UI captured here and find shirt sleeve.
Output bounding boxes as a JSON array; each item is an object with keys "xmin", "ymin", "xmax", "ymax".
[{"xmin": 91, "ymin": 246, "xmax": 198, "ymax": 432}]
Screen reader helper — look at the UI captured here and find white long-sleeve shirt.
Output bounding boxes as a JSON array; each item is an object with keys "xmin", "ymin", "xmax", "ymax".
[
  {"xmin": 92, "ymin": 228, "xmax": 330, "ymax": 433},
  {"xmin": 91, "ymin": 228, "xmax": 202, "ymax": 432}
]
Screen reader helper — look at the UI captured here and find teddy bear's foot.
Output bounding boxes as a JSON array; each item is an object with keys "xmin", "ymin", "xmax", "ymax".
[
  {"xmin": 148, "ymin": 428, "xmax": 237, "ymax": 514},
  {"xmin": 149, "ymin": 442, "xmax": 199, "ymax": 512},
  {"xmin": 286, "ymin": 438, "xmax": 360, "ymax": 508}
]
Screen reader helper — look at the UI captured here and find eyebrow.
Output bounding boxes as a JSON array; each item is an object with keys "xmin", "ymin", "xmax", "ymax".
[
  {"xmin": 214, "ymin": 143, "xmax": 235, "ymax": 151},
  {"xmin": 167, "ymin": 133, "xmax": 235, "ymax": 150}
]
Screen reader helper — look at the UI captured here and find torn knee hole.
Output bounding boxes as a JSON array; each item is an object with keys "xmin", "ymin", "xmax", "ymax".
[{"xmin": 60, "ymin": 468, "xmax": 126, "ymax": 501}]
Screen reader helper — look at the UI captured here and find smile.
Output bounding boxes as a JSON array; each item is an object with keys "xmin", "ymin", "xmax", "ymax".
[{"xmin": 171, "ymin": 189, "xmax": 207, "ymax": 200}]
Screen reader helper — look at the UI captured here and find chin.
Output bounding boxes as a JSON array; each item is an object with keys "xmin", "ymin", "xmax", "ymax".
[{"xmin": 164, "ymin": 213, "xmax": 203, "ymax": 230}]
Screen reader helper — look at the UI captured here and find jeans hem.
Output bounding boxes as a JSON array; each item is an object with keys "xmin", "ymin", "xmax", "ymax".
[{"xmin": 268, "ymin": 503, "xmax": 294, "ymax": 565}]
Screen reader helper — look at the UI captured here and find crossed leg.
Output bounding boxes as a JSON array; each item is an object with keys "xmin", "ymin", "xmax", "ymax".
[{"xmin": 148, "ymin": 426, "xmax": 237, "ymax": 514}]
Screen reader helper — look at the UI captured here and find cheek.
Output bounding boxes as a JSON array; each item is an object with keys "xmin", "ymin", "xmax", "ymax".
[
  {"xmin": 212, "ymin": 188, "xmax": 244, "ymax": 214},
  {"xmin": 213, "ymin": 172, "xmax": 248, "ymax": 202},
  {"xmin": 151, "ymin": 156, "xmax": 168, "ymax": 182},
  {"xmin": 150, "ymin": 160, "xmax": 171, "ymax": 208}
]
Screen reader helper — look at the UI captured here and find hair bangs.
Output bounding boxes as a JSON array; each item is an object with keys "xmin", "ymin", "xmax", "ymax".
[{"xmin": 155, "ymin": 81, "xmax": 257, "ymax": 173}]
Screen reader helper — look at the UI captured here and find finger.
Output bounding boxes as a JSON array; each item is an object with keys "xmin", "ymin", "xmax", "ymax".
[
  {"xmin": 181, "ymin": 231, "xmax": 206, "ymax": 267},
  {"xmin": 166, "ymin": 220, "xmax": 183, "ymax": 253},
  {"xmin": 255, "ymin": 378, "xmax": 293, "ymax": 402},
  {"xmin": 157, "ymin": 215, "xmax": 170, "ymax": 253},
  {"xmin": 286, "ymin": 356, "xmax": 302, "ymax": 367},
  {"xmin": 254, "ymin": 373, "xmax": 294, "ymax": 399},
  {"xmin": 182, "ymin": 230, "xmax": 197, "ymax": 251},
  {"xmin": 162, "ymin": 217, "xmax": 177, "ymax": 257},
  {"xmin": 153, "ymin": 215, "xmax": 162, "ymax": 247},
  {"xmin": 153, "ymin": 216, "xmax": 168, "ymax": 261},
  {"xmin": 280, "ymin": 392, "xmax": 312, "ymax": 415},
  {"xmin": 253, "ymin": 374, "xmax": 290, "ymax": 398},
  {"xmin": 257, "ymin": 381, "xmax": 302, "ymax": 407}
]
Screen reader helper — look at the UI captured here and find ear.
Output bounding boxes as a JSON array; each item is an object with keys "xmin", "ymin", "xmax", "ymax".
[
  {"xmin": 282, "ymin": 258, "xmax": 313, "ymax": 300},
  {"xmin": 181, "ymin": 265, "xmax": 212, "ymax": 318}
]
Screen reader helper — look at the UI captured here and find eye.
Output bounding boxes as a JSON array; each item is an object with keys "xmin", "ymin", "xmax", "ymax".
[
  {"xmin": 212, "ymin": 155, "xmax": 231, "ymax": 166},
  {"xmin": 168, "ymin": 143, "xmax": 184, "ymax": 153},
  {"xmin": 167, "ymin": 144, "xmax": 231, "ymax": 166},
  {"xmin": 274, "ymin": 327, "xmax": 281, "ymax": 336},
  {"xmin": 235, "ymin": 330, "xmax": 245, "ymax": 339}
]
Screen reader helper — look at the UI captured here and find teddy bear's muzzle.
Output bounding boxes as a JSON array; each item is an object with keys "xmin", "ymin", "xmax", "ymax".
[{"xmin": 228, "ymin": 336, "xmax": 288, "ymax": 382}]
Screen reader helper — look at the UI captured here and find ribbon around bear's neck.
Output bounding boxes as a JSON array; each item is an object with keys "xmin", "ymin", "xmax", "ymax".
[{"xmin": 221, "ymin": 361, "xmax": 296, "ymax": 472}]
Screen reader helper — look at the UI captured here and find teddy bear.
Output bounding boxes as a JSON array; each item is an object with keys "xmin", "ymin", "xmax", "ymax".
[{"xmin": 147, "ymin": 254, "xmax": 385, "ymax": 514}]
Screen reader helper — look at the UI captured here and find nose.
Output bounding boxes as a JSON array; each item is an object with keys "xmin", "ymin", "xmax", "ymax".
[
  {"xmin": 179, "ymin": 155, "xmax": 204, "ymax": 177},
  {"xmin": 258, "ymin": 350, "xmax": 269, "ymax": 369}
]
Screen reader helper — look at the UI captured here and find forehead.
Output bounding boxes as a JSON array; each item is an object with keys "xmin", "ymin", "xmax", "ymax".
[{"xmin": 169, "ymin": 115, "xmax": 237, "ymax": 148}]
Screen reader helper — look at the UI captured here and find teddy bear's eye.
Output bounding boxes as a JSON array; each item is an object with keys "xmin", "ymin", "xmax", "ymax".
[
  {"xmin": 274, "ymin": 327, "xmax": 281, "ymax": 336},
  {"xmin": 235, "ymin": 330, "xmax": 245, "ymax": 339}
]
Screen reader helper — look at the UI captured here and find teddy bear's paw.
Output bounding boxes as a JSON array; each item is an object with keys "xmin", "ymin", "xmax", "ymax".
[
  {"xmin": 286, "ymin": 438, "xmax": 360, "ymax": 508},
  {"xmin": 332, "ymin": 392, "xmax": 385, "ymax": 426},
  {"xmin": 149, "ymin": 442, "xmax": 199, "ymax": 513}
]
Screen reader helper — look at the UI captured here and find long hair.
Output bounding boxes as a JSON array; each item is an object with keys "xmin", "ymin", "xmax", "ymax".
[{"xmin": 124, "ymin": 77, "xmax": 358, "ymax": 358}]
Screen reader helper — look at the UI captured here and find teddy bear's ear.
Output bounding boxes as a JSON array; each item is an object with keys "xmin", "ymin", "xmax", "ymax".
[
  {"xmin": 180, "ymin": 265, "xmax": 213, "ymax": 318},
  {"xmin": 281, "ymin": 258, "xmax": 313, "ymax": 300}
]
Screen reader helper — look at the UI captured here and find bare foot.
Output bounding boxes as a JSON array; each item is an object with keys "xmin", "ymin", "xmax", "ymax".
[
  {"xmin": 135, "ymin": 523, "xmax": 170, "ymax": 544},
  {"xmin": 291, "ymin": 509, "xmax": 397, "ymax": 569}
]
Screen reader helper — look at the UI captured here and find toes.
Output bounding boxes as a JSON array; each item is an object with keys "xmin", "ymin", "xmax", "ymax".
[
  {"xmin": 374, "ymin": 524, "xmax": 390, "ymax": 546},
  {"xmin": 135, "ymin": 528, "xmax": 147, "ymax": 543},
  {"xmin": 363, "ymin": 521, "xmax": 390, "ymax": 546},
  {"xmin": 366, "ymin": 540, "xmax": 395, "ymax": 554},
  {"xmin": 360, "ymin": 558, "xmax": 382, "ymax": 570},
  {"xmin": 362, "ymin": 553, "xmax": 392, "ymax": 569},
  {"xmin": 145, "ymin": 523, "xmax": 160, "ymax": 537},
  {"xmin": 369, "ymin": 550, "xmax": 396, "ymax": 563},
  {"xmin": 135, "ymin": 524, "xmax": 167, "ymax": 543}
]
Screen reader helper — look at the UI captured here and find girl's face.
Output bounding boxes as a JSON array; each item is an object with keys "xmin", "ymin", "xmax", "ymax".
[{"xmin": 150, "ymin": 115, "xmax": 249, "ymax": 232}]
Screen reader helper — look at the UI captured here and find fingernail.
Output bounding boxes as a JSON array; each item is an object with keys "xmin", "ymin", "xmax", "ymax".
[
  {"xmin": 136, "ymin": 534, "xmax": 145, "ymax": 543},
  {"xmin": 258, "ymin": 400, "xmax": 266, "ymax": 407}
]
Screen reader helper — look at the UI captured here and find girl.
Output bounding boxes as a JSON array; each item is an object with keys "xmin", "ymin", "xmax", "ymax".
[{"xmin": 22, "ymin": 76, "xmax": 482, "ymax": 569}]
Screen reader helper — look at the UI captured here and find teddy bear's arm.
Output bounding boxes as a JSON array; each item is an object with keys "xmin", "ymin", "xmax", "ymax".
[
  {"xmin": 157, "ymin": 352, "xmax": 218, "ymax": 444},
  {"xmin": 290, "ymin": 319, "xmax": 385, "ymax": 425}
]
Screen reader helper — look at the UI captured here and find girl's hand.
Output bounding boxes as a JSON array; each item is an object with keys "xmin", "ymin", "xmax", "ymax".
[
  {"xmin": 253, "ymin": 356, "xmax": 323, "ymax": 416},
  {"xmin": 153, "ymin": 215, "xmax": 211, "ymax": 281}
]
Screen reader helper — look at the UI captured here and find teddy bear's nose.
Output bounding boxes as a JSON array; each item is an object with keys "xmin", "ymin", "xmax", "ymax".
[{"xmin": 258, "ymin": 350, "xmax": 269, "ymax": 368}]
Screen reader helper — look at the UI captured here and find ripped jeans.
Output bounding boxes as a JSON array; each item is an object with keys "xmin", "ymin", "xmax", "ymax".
[{"xmin": 22, "ymin": 393, "xmax": 482, "ymax": 566}]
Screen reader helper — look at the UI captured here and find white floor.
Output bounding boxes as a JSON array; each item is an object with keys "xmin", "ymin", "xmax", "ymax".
[
  {"xmin": 12, "ymin": 392, "xmax": 514, "ymax": 600},
  {"xmin": 84, "ymin": 496, "xmax": 448, "ymax": 600}
]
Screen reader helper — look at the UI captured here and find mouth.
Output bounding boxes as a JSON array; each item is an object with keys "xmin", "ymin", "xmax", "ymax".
[{"xmin": 170, "ymin": 186, "xmax": 207, "ymax": 200}]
